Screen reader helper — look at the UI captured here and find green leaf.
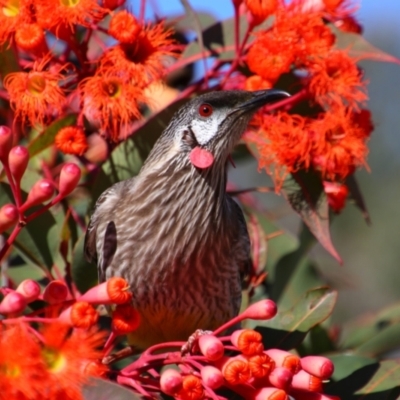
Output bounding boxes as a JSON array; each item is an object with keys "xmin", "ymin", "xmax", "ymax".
[
  {"xmin": 346, "ymin": 175, "xmax": 371, "ymax": 225},
  {"xmin": 355, "ymin": 360, "xmax": 400, "ymax": 398},
  {"xmin": 170, "ymin": 12, "xmax": 217, "ymax": 32},
  {"xmin": 0, "ymin": 183, "xmax": 61, "ymax": 272},
  {"xmin": 332, "ymin": 24, "xmax": 400, "ymax": 65},
  {"xmin": 326, "ymin": 355, "xmax": 400, "ymax": 400},
  {"xmin": 340, "ymin": 302, "xmax": 400, "ymax": 357},
  {"xmin": 243, "ymin": 207, "xmax": 298, "ymax": 276},
  {"xmin": 325, "ymin": 354, "xmax": 379, "ymax": 399},
  {"xmin": 28, "ymin": 114, "xmax": 77, "ymax": 158},
  {"xmin": 281, "ymin": 170, "xmax": 342, "ymax": 264},
  {"xmin": 82, "ymin": 378, "xmax": 142, "ymax": 400},
  {"xmin": 305, "ymin": 324, "xmax": 336, "ymax": 355},
  {"xmin": 270, "ymin": 223, "xmax": 321, "ymax": 306},
  {"xmin": 254, "ymin": 287, "xmax": 337, "ymax": 349},
  {"xmin": 0, "ymin": 42, "xmax": 19, "ymax": 77},
  {"xmin": 181, "ymin": 14, "xmax": 273, "ymax": 63},
  {"xmin": 71, "ymin": 234, "xmax": 97, "ymax": 293},
  {"xmin": 179, "ymin": 0, "xmax": 207, "ymax": 73}
]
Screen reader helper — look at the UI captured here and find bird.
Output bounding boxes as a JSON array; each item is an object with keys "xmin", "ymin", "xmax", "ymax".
[{"xmin": 84, "ymin": 89, "xmax": 289, "ymax": 351}]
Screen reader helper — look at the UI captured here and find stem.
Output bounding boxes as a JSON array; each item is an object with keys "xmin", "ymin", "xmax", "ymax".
[
  {"xmin": 25, "ymin": 194, "xmax": 64, "ymax": 223},
  {"xmin": 139, "ymin": 0, "xmax": 146, "ymax": 23},
  {"xmin": 263, "ymin": 88, "xmax": 309, "ymax": 113},
  {"xmin": 0, "ymin": 222, "xmax": 23, "ymax": 263},
  {"xmin": 233, "ymin": 1, "xmax": 240, "ymax": 57},
  {"xmin": 2, "ymin": 162, "xmax": 22, "ymax": 208}
]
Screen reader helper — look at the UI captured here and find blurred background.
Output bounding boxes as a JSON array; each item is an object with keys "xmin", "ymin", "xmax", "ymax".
[{"xmin": 133, "ymin": 0, "xmax": 400, "ymax": 323}]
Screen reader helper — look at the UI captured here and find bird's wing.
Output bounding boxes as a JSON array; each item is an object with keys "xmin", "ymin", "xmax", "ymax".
[
  {"xmin": 84, "ymin": 181, "xmax": 127, "ymax": 282},
  {"xmin": 227, "ymin": 196, "xmax": 252, "ymax": 285}
]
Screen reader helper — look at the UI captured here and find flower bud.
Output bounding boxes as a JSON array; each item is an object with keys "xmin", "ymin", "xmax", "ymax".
[
  {"xmin": 16, "ymin": 279, "xmax": 41, "ymax": 303},
  {"xmin": 300, "ymin": 356, "xmax": 334, "ymax": 380},
  {"xmin": 58, "ymin": 163, "xmax": 81, "ymax": 198},
  {"xmin": 178, "ymin": 375, "xmax": 204, "ymax": 400},
  {"xmin": 265, "ymin": 349, "xmax": 301, "ymax": 374},
  {"xmin": 109, "ymin": 11, "xmax": 141, "ymax": 43},
  {"xmin": 241, "ymin": 299, "xmax": 277, "ymax": 320},
  {"xmin": 20, "ymin": 179, "xmax": 54, "ymax": 212},
  {"xmin": 59, "ymin": 301, "xmax": 99, "ymax": 329},
  {"xmin": 323, "ymin": 181, "xmax": 349, "ymax": 213},
  {"xmin": 268, "ymin": 366, "xmax": 293, "ymax": 389},
  {"xmin": 221, "ymin": 357, "xmax": 252, "ymax": 385},
  {"xmin": 42, "ymin": 280, "xmax": 68, "ymax": 304},
  {"xmin": 0, "ymin": 125, "xmax": 13, "ymax": 162},
  {"xmin": 198, "ymin": 334, "xmax": 224, "ymax": 361},
  {"xmin": 231, "ymin": 329, "xmax": 264, "ymax": 355},
  {"xmin": 77, "ymin": 277, "xmax": 132, "ymax": 305},
  {"xmin": 0, "ymin": 204, "xmax": 19, "ymax": 233},
  {"xmin": 15, "ymin": 23, "xmax": 48, "ymax": 57},
  {"xmin": 291, "ymin": 370, "xmax": 323, "ymax": 392},
  {"xmin": 84, "ymin": 360, "xmax": 109, "ymax": 379},
  {"xmin": 252, "ymin": 387, "xmax": 288, "ymax": 400},
  {"xmin": 112, "ymin": 304, "xmax": 141, "ymax": 334},
  {"xmin": 160, "ymin": 368, "xmax": 183, "ymax": 396},
  {"xmin": 201, "ymin": 365, "xmax": 224, "ymax": 389},
  {"xmin": 0, "ymin": 291, "xmax": 27, "ymax": 314},
  {"xmin": 248, "ymin": 353, "xmax": 275, "ymax": 378},
  {"xmin": 102, "ymin": 0, "xmax": 125, "ymax": 10},
  {"xmin": 8, "ymin": 146, "xmax": 29, "ymax": 184}
]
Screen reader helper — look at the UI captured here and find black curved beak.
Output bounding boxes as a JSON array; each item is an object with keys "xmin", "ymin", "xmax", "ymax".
[{"xmin": 237, "ymin": 89, "xmax": 291, "ymax": 113}]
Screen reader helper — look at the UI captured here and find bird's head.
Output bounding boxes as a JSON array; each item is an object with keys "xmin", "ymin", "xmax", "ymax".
[{"xmin": 143, "ymin": 89, "xmax": 290, "ymax": 172}]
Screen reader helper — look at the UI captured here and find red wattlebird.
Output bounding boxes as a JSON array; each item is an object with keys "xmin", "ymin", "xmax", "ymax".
[{"xmin": 84, "ymin": 89, "xmax": 289, "ymax": 351}]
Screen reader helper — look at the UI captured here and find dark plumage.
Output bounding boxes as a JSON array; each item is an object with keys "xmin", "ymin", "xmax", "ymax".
[{"xmin": 84, "ymin": 89, "xmax": 289, "ymax": 349}]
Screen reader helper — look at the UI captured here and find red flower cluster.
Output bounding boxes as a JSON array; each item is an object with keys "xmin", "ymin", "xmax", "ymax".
[
  {"xmin": 1, "ymin": 1, "xmax": 177, "ymax": 144},
  {"xmin": 157, "ymin": 319, "xmax": 335, "ymax": 400},
  {"xmin": 244, "ymin": 0, "xmax": 371, "ymax": 211},
  {"xmin": 0, "ymin": 275, "xmax": 140, "ymax": 399}
]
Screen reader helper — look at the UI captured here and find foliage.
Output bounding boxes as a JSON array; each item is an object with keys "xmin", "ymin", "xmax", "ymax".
[{"xmin": 0, "ymin": 0, "xmax": 399, "ymax": 399}]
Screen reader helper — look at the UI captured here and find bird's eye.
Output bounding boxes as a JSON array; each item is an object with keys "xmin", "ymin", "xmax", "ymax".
[{"xmin": 199, "ymin": 103, "xmax": 213, "ymax": 117}]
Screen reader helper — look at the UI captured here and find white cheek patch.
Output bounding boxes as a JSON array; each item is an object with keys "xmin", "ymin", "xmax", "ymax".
[{"xmin": 190, "ymin": 111, "xmax": 226, "ymax": 145}]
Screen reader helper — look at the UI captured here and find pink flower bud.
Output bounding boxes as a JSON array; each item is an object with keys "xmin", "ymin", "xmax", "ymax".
[
  {"xmin": 252, "ymin": 387, "xmax": 288, "ymax": 400},
  {"xmin": 268, "ymin": 366, "xmax": 293, "ymax": 389},
  {"xmin": 77, "ymin": 277, "xmax": 132, "ymax": 305},
  {"xmin": 265, "ymin": 349, "xmax": 301, "ymax": 374},
  {"xmin": 198, "ymin": 334, "xmax": 224, "ymax": 361},
  {"xmin": 42, "ymin": 280, "xmax": 68, "ymax": 304},
  {"xmin": 300, "ymin": 356, "xmax": 334, "ymax": 380},
  {"xmin": 0, "ymin": 204, "xmax": 18, "ymax": 233},
  {"xmin": 16, "ymin": 279, "xmax": 41, "ymax": 303},
  {"xmin": 58, "ymin": 163, "xmax": 81, "ymax": 198},
  {"xmin": 0, "ymin": 291, "xmax": 27, "ymax": 314},
  {"xmin": 160, "ymin": 368, "xmax": 183, "ymax": 395},
  {"xmin": 200, "ymin": 365, "xmax": 224, "ymax": 389},
  {"xmin": 20, "ymin": 179, "xmax": 54, "ymax": 212},
  {"xmin": 217, "ymin": 356, "xmax": 252, "ymax": 385},
  {"xmin": 231, "ymin": 329, "xmax": 264, "ymax": 355},
  {"xmin": 59, "ymin": 301, "xmax": 99, "ymax": 329},
  {"xmin": 242, "ymin": 299, "xmax": 277, "ymax": 320},
  {"xmin": 8, "ymin": 146, "xmax": 29, "ymax": 184},
  {"xmin": 0, "ymin": 126, "xmax": 13, "ymax": 162},
  {"xmin": 291, "ymin": 370, "xmax": 323, "ymax": 392}
]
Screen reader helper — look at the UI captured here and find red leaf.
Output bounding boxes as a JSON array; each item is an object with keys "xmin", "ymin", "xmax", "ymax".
[{"xmin": 282, "ymin": 171, "xmax": 342, "ymax": 264}]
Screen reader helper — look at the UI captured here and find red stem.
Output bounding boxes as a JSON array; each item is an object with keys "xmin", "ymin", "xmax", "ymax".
[
  {"xmin": 139, "ymin": 0, "xmax": 146, "ymax": 23},
  {"xmin": 0, "ymin": 223, "xmax": 23, "ymax": 263}
]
